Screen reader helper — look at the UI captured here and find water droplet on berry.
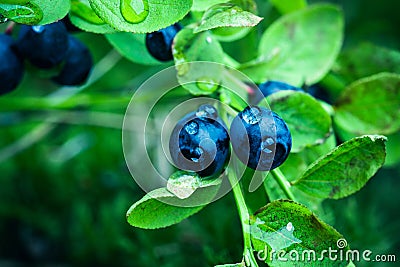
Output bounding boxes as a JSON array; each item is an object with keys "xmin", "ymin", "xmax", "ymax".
[
  {"xmin": 185, "ymin": 121, "xmax": 199, "ymax": 135},
  {"xmin": 0, "ymin": 2, "xmax": 43, "ymax": 25},
  {"xmin": 120, "ymin": 0, "xmax": 149, "ymax": 24},
  {"xmin": 261, "ymin": 137, "xmax": 274, "ymax": 153},
  {"xmin": 191, "ymin": 147, "xmax": 203, "ymax": 162},
  {"xmin": 196, "ymin": 77, "xmax": 219, "ymax": 93},
  {"xmin": 242, "ymin": 106, "xmax": 262, "ymax": 125},
  {"xmin": 196, "ymin": 104, "xmax": 217, "ymax": 119}
]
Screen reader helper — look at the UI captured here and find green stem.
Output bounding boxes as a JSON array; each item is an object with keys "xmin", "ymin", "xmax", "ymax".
[
  {"xmin": 271, "ymin": 168, "xmax": 296, "ymax": 201},
  {"xmin": 228, "ymin": 169, "xmax": 259, "ymax": 267}
]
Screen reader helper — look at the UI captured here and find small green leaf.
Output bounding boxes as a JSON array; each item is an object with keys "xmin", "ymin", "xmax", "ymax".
[
  {"xmin": 264, "ymin": 91, "xmax": 332, "ymax": 152},
  {"xmin": 88, "ymin": 0, "xmax": 192, "ymax": 33},
  {"xmin": 334, "ymin": 43, "xmax": 400, "ymax": 85},
  {"xmin": 270, "ymin": 0, "xmax": 307, "ymax": 14},
  {"xmin": 242, "ymin": 4, "xmax": 343, "ymax": 86},
  {"xmin": 194, "ymin": 3, "xmax": 263, "ymax": 33},
  {"xmin": 293, "ymin": 135, "xmax": 387, "ymax": 199},
  {"xmin": 334, "ymin": 73, "xmax": 400, "ymax": 136},
  {"xmin": 173, "ymin": 27, "xmax": 226, "ymax": 95},
  {"xmin": 251, "ymin": 200, "xmax": 349, "ymax": 266},
  {"xmin": 106, "ymin": 32, "xmax": 161, "ymax": 65},
  {"xmin": 126, "ymin": 185, "xmax": 219, "ymax": 229}
]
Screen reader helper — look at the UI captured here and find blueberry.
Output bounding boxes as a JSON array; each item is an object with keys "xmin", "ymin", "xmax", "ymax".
[
  {"xmin": 230, "ymin": 106, "xmax": 292, "ymax": 171},
  {"xmin": 0, "ymin": 34, "xmax": 24, "ymax": 95},
  {"xmin": 51, "ymin": 36, "xmax": 92, "ymax": 86},
  {"xmin": 17, "ymin": 21, "xmax": 68, "ymax": 69},
  {"xmin": 145, "ymin": 23, "xmax": 182, "ymax": 62},
  {"xmin": 249, "ymin": 80, "xmax": 303, "ymax": 105},
  {"xmin": 169, "ymin": 105, "xmax": 230, "ymax": 178}
]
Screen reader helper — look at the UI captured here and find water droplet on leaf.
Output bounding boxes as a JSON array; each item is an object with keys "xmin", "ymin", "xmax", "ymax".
[
  {"xmin": 0, "ymin": 2, "xmax": 43, "ymax": 25},
  {"xmin": 70, "ymin": 1, "xmax": 105, "ymax": 25},
  {"xmin": 196, "ymin": 77, "xmax": 219, "ymax": 93},
  {"xmin": 120, "ymin": 0, "xmax": 149, "ymax": 24}
]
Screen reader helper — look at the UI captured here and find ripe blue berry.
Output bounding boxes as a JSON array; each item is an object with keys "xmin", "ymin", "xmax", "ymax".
[
  {"xmin": 230, "ymin": 106, "xmax": 292, "ymax": 171},
  {"xmin": 52, "ymin": 36, "xmax": 93, "ymax": 86},
  {"xmin": 0, "ymin": 34, "xmax": 24, "ymax": 95},
  {"xmin": 249, "ymin": 80, "xmax": 303, "ymax": 105},
  {"xmin": 169, "ymin": 105, "xmax": 230, "ymax": 178},
  {"xmin": 145, "ymin": 23, "xmax": 182, "ymax": 62},
  {"xmin": 17, "ymin": 21, "xmax": 68, "ymax": 69}
]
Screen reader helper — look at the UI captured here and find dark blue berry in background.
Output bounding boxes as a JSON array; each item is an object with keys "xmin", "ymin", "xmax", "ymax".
[
  {"xmin": 0, "ymin": 34, "xmax": 24, "ymax": 95},
  {"xmin": 306, "ymin": 84, "xmax": 332, "ymax": 104},
  {"xmin": 52, "ymin": 36, "xmax": 93, "ymax": 86},
  {"xmin": 230, "ymin": 106, "xmax": 292, "ymax": 171},
  {"xmin": 145, "ymin": 23, "xmax": 182, "ymax": 62},
  {"xmin": 17, "ymin": 21, "xmax": 68, "ymax": 69},
  {"xmin": 169, "ymin": 105, "xmax": 230, "ymax": 178},
  {"xmin": 249, "ymin": 80, "xmax": 303, "ymax": 105}
]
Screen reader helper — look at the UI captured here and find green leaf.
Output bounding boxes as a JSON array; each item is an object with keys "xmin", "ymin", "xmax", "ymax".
[
  {"xmin": 251, "ymin": 200, "xmax": 349, "ymax": 266},
  {"xmin": 106, "ymin": 32, "xmax": 161, "ymax": 65},
  {"xmin": 126, "ymin": 185, "xmax": 219, "ymax": 229},
  {"xmin": 242, "ymin": 4, "xmax": 343, "ymax": 86},
  {"xmin": 88, "ymin": 0, "xmax": 192, "ymax": 33},
  {"xmin": 334, "ymin": 43, "xmax": 400, "ymax": 85},
  {"xmin": 264, "ymin": 91, "xmax": 332, "ymax": 152},
  {"xmin": 192, "ymin": 0, "xmax": 228, "ymax": 11},
  {"xmin": 0, "ymin": 2, "xmax": 43, "ymax": 24},
  {"xmin": 173, "ymin": 27, "xmax": 226, "ymax": 95},
  {"xmin": 385, "ymin": 132, "xmax": 400, "ymax": 167},
  {"xmin": 292, "ymin": 135, "xmax": 387, "ymax": 199},
  {"xmin": 334, "ymin": 73, "xmax": 400, "ymax": 136},
  {"xmin": 69, "ymin": 0, "xmax": 117, "ymax": 33},
  {"xmin": 194, "ymin": 3, "xmax": 262, "ymax": 33},
  {"xmin": 270, "ymin": 0, "xmax": 307, "ymax": 14},
  {"xmin": 211, "ymin": 26, "xmax": 251, "ymax": 42},
  {"xmin": 32, "ymin": 0, "xmax": 70, "ymax": 25}
]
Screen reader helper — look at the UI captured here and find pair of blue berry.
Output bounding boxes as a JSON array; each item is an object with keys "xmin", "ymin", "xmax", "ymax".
[
  {"xmin": 0, "ymin": 21, "xmax": 92, "ymax": 96},
  {"xmin": 169, "ymin": 104, "xmax": 292, "ymax": 178}
]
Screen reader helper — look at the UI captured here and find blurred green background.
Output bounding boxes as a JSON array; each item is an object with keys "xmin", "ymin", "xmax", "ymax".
[{"xmin": 0, "ymin": 0, "xmax": 399, "ymax": 266}]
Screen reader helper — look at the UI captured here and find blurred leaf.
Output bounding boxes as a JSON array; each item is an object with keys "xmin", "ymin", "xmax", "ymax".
[
  {"xmin": 106, "ymin": 32, "xmax": 161, "ymax": 65},
  {"xmin": 242, "ymin": 4, "xmax": 344, "ymax": 86},
  {"xmin": 194, "ymin": 3, "xmax": 262, "ymax": 33},
  {"xmin": 269, "ymin": 0, "xmax": 307, "ymax": 14},
  {"xmin": 293, "ymin": 135, "xmax": 387, "ymax": 199},
  {"xmin": 251, "ymin": 200, "xmax": 349, "ymax": 266},
  {"xmin": 265, "ymin": 91, "xmax": 332, "ymax": 152},
  {"xmin": 334, "ymin": 43, "xmax": 400, "ymax": 85},
  {"xmin": 70, "ymin": 0, "xmax": 117, "ymax": 33},
  {"xmin": 127, "ymin": 185, "xmax": 219, "ymax": 229},
  {"xmin": 334, "ymin": 73, "xmax": 400, "ymax": 136},
  {"xmin": 88, "ymin": 0, "xmax": 192, "ymax": 33},
  {"xmin": 173, "ymin": 27, "xmax": 226, "ymax": 95},
  {"xmin": 385, "ymin": 132, "xmax": 400, "ymax": 167},
  {"xmin": 192, "ymin": 0, "xmax": 228, "ymax": 11}
]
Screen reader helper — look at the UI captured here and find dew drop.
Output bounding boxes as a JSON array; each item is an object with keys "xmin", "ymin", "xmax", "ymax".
[
  {"xmin": 242, "ymin": 106, "xmax": 262, "ymax": 125},
  {"xmin": 0, "ymin": 2, "xmax": 43, "ymax": 25},
  {"xmin": 70, "ymin": 1, "xmax": 105, "ymax": 25},
  {"xmin": 286, "ymin": 222, "xmax": 294, "ymax": 232},
  {"xmin": 184, "ymin": 121, "xmax": 199, "ymax": 135},
  {"xmin": 196, "ymin": 104, "xmax": 217, "ymax": 119},
  {"xmin": 120, "ymin": 0, "xmax": 149, "ymax": 24},
  {"xmin": 206, "ymin": 36, "xmax": 212, "ymax": 43},
  {"xmin": 196, "ymin": 76, "xmax": 220, "ymax": 93},
  {"xmin": 261, "ymin": 137, "xmax": 274, "ymax": 153}
]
